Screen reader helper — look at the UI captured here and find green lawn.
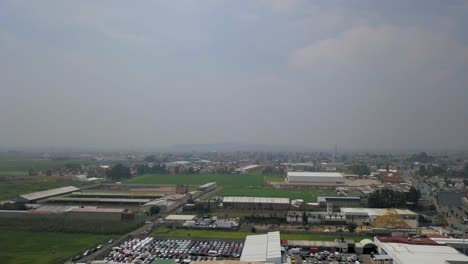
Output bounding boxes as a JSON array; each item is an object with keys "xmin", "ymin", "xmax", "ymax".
[
  {"xmin": 126, "ymin": 173, "xmax": 265, "ymax": 186},
  {"xmin": 0, "ymin": 230, "xmax": 110, "ymax": 264},
  {"xmin": 219, "ymin": 186, "xmax": 335, "ymax": 202},
  {"xmin": 152, "ymin": 227, "xmax": 371, "ymax": 241}
]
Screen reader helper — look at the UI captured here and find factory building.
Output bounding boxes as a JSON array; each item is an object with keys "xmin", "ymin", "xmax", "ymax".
[
  {"xmin": 222, "ymin": 196, "xmax": 290, "ymax": 210},
  {"xmin": 287, "ymin": 172, "xmax": 344, "ymax": 184},
  {"xmin": 374, "ymin": 236, "xmax": 468, "ymax": 264},
  {"xmin": 317, "ymin": 196, "xmax": 361, "ymax": 207},
  {"xmin": 240, "ymin": 231, "xmax": 281, "ymax": 264},
  {"xmin": 17, "ymin": 186, "xmax": 80, "ymax": 203},
  {"xmin": 340, "ymin": 208, "xmax": 418, "ymax": 228}
]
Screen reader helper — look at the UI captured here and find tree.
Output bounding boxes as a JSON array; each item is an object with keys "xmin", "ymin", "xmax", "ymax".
[
  {"xmin": 347, "ymin": 222, "xmax": 357, "ymax": 233},
  {"xmin": 350, "ymin": 163, "xmax": 371, "ymax": 176},
  {"xmin": 149, "ymin": 206, "xmax": 160, "ymax": 215},
  {"xmin": 302, "ymin": 212, "xmax": 308, "ymax": 225},
  {"xmin": 406, "ymin": 187, "xmax": 421, "ymax": 209},
  {"xmin": 106, "ymin": 163, "xmax": 131, "ymax": 180}
]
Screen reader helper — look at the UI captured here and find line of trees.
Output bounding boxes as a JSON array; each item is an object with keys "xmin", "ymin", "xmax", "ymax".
[
  {"xmin": 368, "ymin": 187, "xmax": 421, "ymax": 209},
  {"xmin": 106, "ymin": 163, "xmax": 131, "ymax": 180}
]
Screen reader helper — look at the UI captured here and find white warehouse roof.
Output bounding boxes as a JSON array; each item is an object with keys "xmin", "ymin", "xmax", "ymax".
[
  {"xmin": 378, "ymin": 241, "xmax": 468, "ymax": 264},
  {"xmin": 241, "ymin": 231, "xmax": 281, "ymax": 264},
  {"xmin": 19, "ymin": 186, "xmax": 79, "ymax": 202},
  {"xmin": 223, "ymin": 196, "xmax": 290, "ymax": 204},
  {"xmin": 287, "ymin": 172, "xmax": 344, "ymax": 178},
  {"xmin": 341, "ymin": 208, "xmax": 417, "ymax": 216},
  {"xmin": 165, "ymin": 215, "xmax": 196, "ymax": 221}
]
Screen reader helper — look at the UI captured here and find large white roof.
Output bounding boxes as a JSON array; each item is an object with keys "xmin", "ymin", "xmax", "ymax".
[
  {"xmin": 241, "ymin": 231, "xmax": 281, "ymax": 263},
  {"xmin": 287, "ymin": 172, "xmax": 344, "ymax": 177},
  {"xmin": 19, "ymin": 186, "xmax": 79, "ymax": 201},
  {"xmin": 223, "ymin": 196, "xmax": 290, "ymax": 204},
  {"xmin": 165, "ymin": 215, "xmax": 196, "ymax": 221},
  {"xmin": 341, "ymin": 208, "xmax": 417, "ymax": 216},
  {"xmin": 379, "ymin": 242, "xmax": 468, "ymax": 264}
]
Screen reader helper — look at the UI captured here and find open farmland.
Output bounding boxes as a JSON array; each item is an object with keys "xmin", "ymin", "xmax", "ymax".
[
  {"xmin": 126, "ymin": 173, "xmax": 265, "ymax": 186},
  {"xmin": 0, "ymin": 156, "xmax": 95, "ymax": 176},
  {"xmin": 0, "ymin": 230, "xmax": 110, "ymax": 264},
  {"xmin": 219, "ymin": 186, "xmax": 335, "ymax": 202},
  {"xmin": 0, "ymin": 175, "xmax": 91, "ymax": 200}
]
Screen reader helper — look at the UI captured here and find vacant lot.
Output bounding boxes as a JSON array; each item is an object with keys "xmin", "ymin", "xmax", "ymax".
[
  {"xmin": 152, "ymin": 227, "xmax": 370, "ymax": 241},
  {"xmin": 0, "ymin": 230, "xmax": 109, "ymax": 264},
  {"xmin": 219, "ymin": 186, "xmax": 335, "ymax": 202},
  {"xmin": 126, "ymin": 173, "xmax": 265, "ymax": 187}
]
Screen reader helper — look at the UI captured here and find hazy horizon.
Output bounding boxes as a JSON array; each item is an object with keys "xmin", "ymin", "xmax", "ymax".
[{"xmin": 1, "ymin": 1, "xmax": 468, "ymax": 151}]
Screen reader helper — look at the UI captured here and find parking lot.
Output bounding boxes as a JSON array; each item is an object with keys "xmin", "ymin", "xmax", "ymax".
[
  {"xmin": 102, "ymin": 238, "xmax": 244, "ymax": 263},
  {"xmin": 287, "ymin": 248, "xmax": 362, "ymax": 264}
]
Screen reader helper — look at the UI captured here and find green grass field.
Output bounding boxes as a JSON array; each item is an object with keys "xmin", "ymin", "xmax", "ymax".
[
  {"xmin": 0, "ymin": 157, "xmax": 95, "ymax": 176},
  {"xmin": 0, "ymin": 175, "xmax": 91, "ymax": 200},
  {"xmin": 152, "ymin": 227, "xmax": 371, "ymax": 241},
  {"xmin": 126, "ymin": 173, "xmax": 265, "ymax": 186},
  {"xmin": 220, "ymin": 186, "xmax": 335, "ymax": 202},
  {"xmin": 0, "ymin": 230, "xmax": 110, "ymax": 264}
]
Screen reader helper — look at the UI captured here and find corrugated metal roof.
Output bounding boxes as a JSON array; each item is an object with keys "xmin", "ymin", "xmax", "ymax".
[
  {"xmin": 287, "ymin": 172, "xmax": 344, "ymax": 177},
  {"xmin": 165, "ymin": 215, "xmax": 196, "ymax": 221},
  {"xmin": 70, "ymin": 206, "xmax": 125, "ymax": 213},
  {"xmin": 241, "ymin": 231, "xmax": 281, "ymax": 263},
  {"xmin": 341, "ymin": 208, "xmax": 417, "ymax": 216},
  {"xmin": 48, "ymin": 197, "xmax": 150, "ymax": 203},
  {"xmin": 240, "ymin": 234, "xmax": 267, "ymax": 262},
  {"xmin": 19, "ymin": 186, "xmax": 79, "ymax": 201},
  {"xmin": 223, "ymin": 196, "xmax": 290, "ymax": 204},
  {"xmin": 267, "ymin": 231, "xmax": 281, "ymax": 262},
  {"xmin": 317, "ymin": 196, "xmax": 360, "ymax": 202}
]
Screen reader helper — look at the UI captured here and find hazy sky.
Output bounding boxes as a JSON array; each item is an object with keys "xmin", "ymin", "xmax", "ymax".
[{"xmin": 1, "ymin": 0, "xmax": 467, "ymax": 151}]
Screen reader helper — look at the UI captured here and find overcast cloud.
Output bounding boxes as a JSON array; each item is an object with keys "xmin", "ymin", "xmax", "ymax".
[{"xmin": 0, "ymin": 0, "xmax": 467, "ymax": 151}]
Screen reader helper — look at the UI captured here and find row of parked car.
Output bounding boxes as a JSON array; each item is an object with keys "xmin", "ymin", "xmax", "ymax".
[{"xmin": 103, "ymin": 238, "xmax": 244, "ymax": 264}]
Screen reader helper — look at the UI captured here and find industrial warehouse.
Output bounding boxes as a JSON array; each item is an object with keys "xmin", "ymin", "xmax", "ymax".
[
  {"xmin": 287, "ymin": 172, "xmax": 345, "ymax": 184},
  {"xmin": 222, "ymin": 196, "xmax": 290, "ymax": 210},
  {"xmin": 1, "ymin": 182, "xmax": 219, "ymax": 222}
]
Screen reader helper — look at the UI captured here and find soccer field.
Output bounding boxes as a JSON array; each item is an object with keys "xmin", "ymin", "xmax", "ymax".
[
  {"xmin": 0, "ymin": 230, "xmax": 110, "ymax": 264},
  {"xmin": 126, "ymin": 173, "xmax": 265, "ymax": 186}
]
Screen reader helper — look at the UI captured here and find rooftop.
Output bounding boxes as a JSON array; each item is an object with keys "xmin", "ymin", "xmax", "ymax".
[
  {"xmin": 199, "ymin": 182, "xmax": 217, "ymax": 188},
  {"xmin": 19, "ymin": 186, "xmax": 79, "ymax": 201},
  {"xmin": 240, "ymin": 231, "xmax": 280, "ymax": 263},
  {"xmin": 165, "ymin": 215, "xmax": 197, "ymax": 221},
  {"xmin": 70, "ymin": 206, "xmax": 125, "ymax": 213},
  {"xmin": 287, "ymin": 172, "xmax": 344, "ymax": 177},
  {"xmin": 376, "ymin": 238, "xmax": 468, "ymax": 264},
  {"xmin": 48, "ymin": 197, "xmax": 151, "ymax": 204},
  {"xmin": 223, "ymin": 196, "xmax": 290, "ymax": 204},
  {"xmin": 317, "ymin": 196, "xmax": 360, "ymax": 202},
  {"xmin": 340, "ymin": 208, "xmax": 417, "ymax": 216},
  {"xmin": 235, "ymin": 165, "xmax": 259, "ymax": 172}
]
